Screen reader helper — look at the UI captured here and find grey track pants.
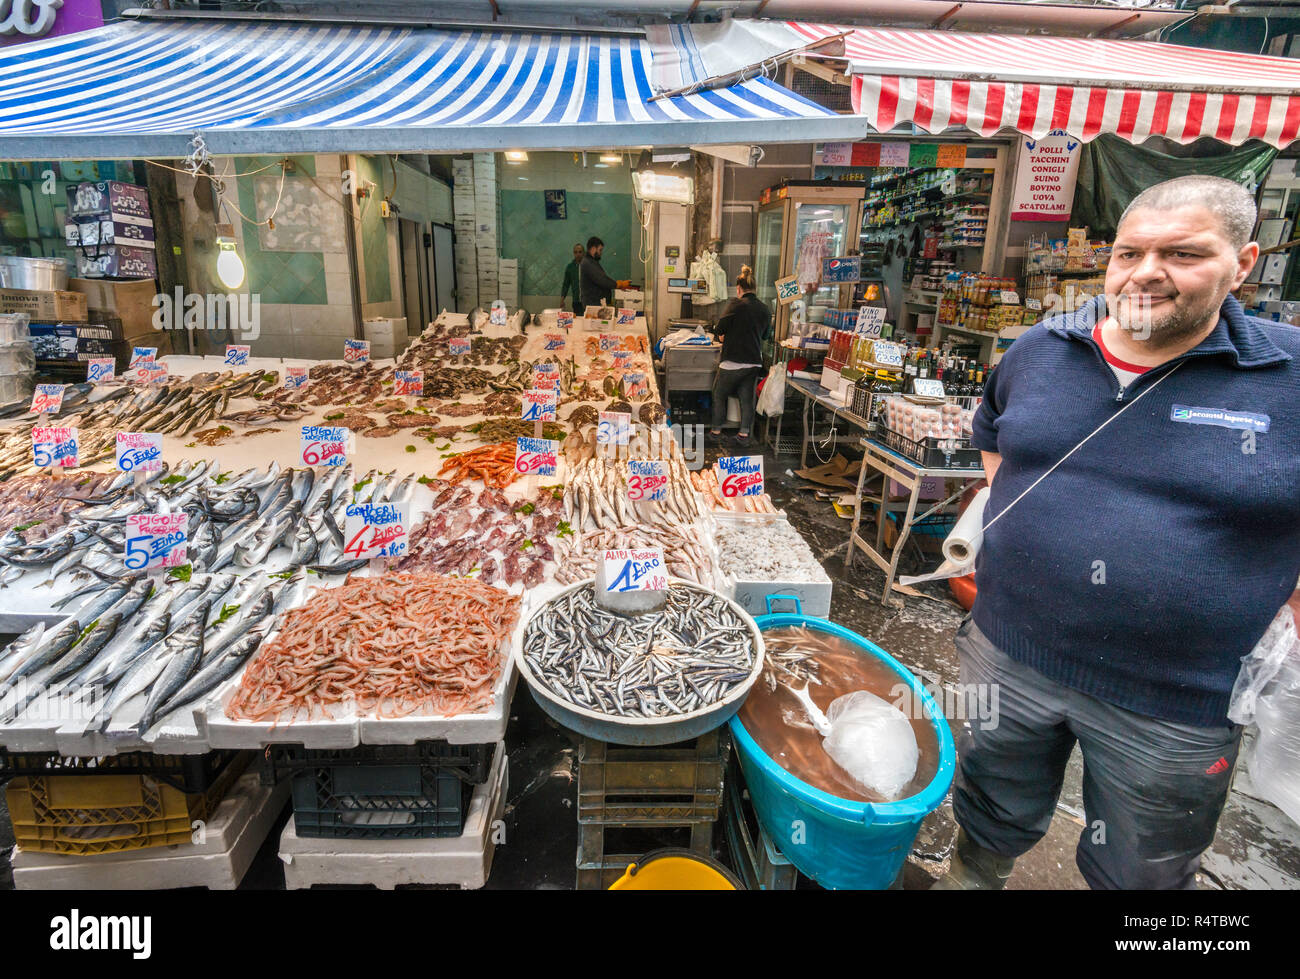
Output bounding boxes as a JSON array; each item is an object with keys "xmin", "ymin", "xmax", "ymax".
[{"xmin": 952, "ymin": 617, "xmax": 1242, "ymax": 890}]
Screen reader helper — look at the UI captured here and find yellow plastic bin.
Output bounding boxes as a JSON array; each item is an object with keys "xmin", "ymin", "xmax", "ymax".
[{"xmin": 608, "ymin": 848, "xmax": 745, "ymax": 890}]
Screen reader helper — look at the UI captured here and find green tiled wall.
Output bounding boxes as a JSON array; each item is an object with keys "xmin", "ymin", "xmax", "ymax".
[
  {"xmin": 357, "ymin": 156, "xmax": 391, "ymax": 304},
  {"xmin": 235, "ymin": 155, "xmax": 327, "ymax": 305},
  {"xmin": 500, "ymin": 189, "xmax": 634, "ymax": 298}
]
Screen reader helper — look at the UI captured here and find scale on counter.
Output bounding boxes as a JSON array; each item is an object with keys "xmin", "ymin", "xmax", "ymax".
[{"xmin": 666, "ymin": 277, "xmax": 708, "ymax": 295}]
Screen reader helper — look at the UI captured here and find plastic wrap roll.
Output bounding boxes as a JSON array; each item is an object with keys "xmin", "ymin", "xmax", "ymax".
[{"xmin": 941, "ymin": 486, "xmax": 990, "ymax": 566}]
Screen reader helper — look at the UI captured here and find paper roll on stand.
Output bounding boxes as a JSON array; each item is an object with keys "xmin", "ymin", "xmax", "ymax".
[{"xmin": 898, "ymin": 486, "xmax": 990, "ymax": 587}]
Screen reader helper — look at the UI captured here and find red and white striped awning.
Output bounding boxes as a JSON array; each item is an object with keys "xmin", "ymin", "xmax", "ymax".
[{"xmin": 787, "ymin": 22, "xmax": 1300, "ymax": 147}]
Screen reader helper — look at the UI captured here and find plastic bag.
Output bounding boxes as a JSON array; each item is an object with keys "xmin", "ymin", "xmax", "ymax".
[
  {"xmin": 1230, "ymin": 607, "xmax": 1300, "ymax": 827},
  {"xmin": 756, "ymin": 363, "xmax": 786, "ymax": 417},
  {"xmin": 823, "ymin": 690, "xmax": 919, "ymax": 800}
]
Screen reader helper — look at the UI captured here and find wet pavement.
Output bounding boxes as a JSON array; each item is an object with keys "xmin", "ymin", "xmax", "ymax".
[{"xmin": 0, "ymin": 436, "xmax": 1296, "ymax": 890}]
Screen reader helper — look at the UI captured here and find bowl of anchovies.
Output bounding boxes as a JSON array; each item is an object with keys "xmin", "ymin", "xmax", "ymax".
[{"xmin": 517, "ymin": 578, "xmax": 765, "ymax": 745}]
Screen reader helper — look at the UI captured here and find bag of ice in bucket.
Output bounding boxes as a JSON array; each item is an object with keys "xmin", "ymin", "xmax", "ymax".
[{"xmin": 792, "ymin": 684, "xmax": 919, "ymax": 801}]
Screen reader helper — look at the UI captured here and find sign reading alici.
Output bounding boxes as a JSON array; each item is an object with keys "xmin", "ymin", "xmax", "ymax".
[{"xmin": 1, "ymin": 0, "xmax": 64, "ymax": 37}]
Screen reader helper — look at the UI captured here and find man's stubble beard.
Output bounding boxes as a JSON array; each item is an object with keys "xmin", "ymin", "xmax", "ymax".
[{"xmin": 1113, "ymin": 273, "xmax": 1234, "ymax": 347}]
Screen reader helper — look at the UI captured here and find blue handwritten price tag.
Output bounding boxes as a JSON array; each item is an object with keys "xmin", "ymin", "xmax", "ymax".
[
  {"xmin": 344, "ymin": 339, "xmax": 370, "ymax": 363},
  {"xmin": 716, "ymin": 455, "xmax": 764, "ymax": 498},
  {"xmin": 124, "ymin": 512, "xmax": 188, "ymax": 570},
  {"xmin": 555, "ymin": 312, "xmax": 574, "ymax": 331},
  {"xmin": 622, "ymin": 371, "xmax": 649, "ymax": 399},
  {"xmin": 129, "ymin": 347, "xmax": 157, "ymax": 370},
  {"xmin": 490, "ymin": 301, "xmax": 507, "ymax": 327},
  {"xmin": 115, "ymin": 432, "xmax": 163, "ymax": 473},
  {"xmin": 514, "ymin": 436, "xmax": 557, "ymax": 477},
  {"xmin": 33, "ymin": 426, "xmax": 78, "ymax": 469},
  {"xmin": 30, "ymin": 384, "xmax": 65, "ymax": 415},
  {"xmin": 394, "ymin": 370, "xmax": 423, "ymax": 397},
  {"xmin": 628, "ymin": 460, "xmax": 667, "ymax": 501},
  {"xmin": 912, "ymin": 378, "xmax": 946, "ymax": 398},
  {"xmin": 449, "ymin": 337, "xmax": 471, "ymax": 356},
  {"xmin": 224, "ymin": 344, "xmax": 250, "ymax": 366},
  {"xmin": 87, "ymin": 357, "xmax": 115, "ymax": 384},
  {"xmin": 597, "ymin": 411, "xmax": 631, "ymax": 446},
  {"xmin": 775, "ymin": 275, "xmax": 800, "ymax": 304},
  {"xmin": 611, "ymin": 350, "xmax": 632, "ymax": 367},
  {"xmin": 872, "ymin": 341, "xmax": 904, "ymax": 368},
  {"xmin": 301, "ymin": 426, "xmax": 349, "ymax": 467},
  {"xmin": 602, "ymin": 548, "xmax": 667, "ymax": 593},
  {"xmin": 284, "ymin": 367, "xmax": 309, "ymax": 389},
  {"xmin": 521, "ymin": 390, "xmax": 557, "ymax": 422},
  {"xmin": 616, "ymin": 307, "xmax": 637, "ymax": 326},
  {"xmin": 343, "ymin": 501, "xmax": 408, "ymax": 559},
  {"xmin": 544, "ymin": 333, "xmax": 567, "ymax": 351}
]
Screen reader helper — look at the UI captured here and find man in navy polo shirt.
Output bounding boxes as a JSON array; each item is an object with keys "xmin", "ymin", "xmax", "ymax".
[{"xmin": 934, "ymin": 175, "xmax": 1300, "ymax": 890}]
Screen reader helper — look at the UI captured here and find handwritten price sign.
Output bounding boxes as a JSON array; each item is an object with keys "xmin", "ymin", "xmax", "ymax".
[
  {"xmin": 344, "ymin": 339, "xmax": 370, "ymax": 364},
  {"xmin": 543, "ymin": 333, "xmax": 567, "ymax": 351},
  {"xmin": 87, "ymin": 357, "xmax": 115, "ymax": 384},
  {"xmin": 628, "ymin": 460, "xmax": 667, "ymax": 502},
  {"xmin": 602, "ymin": 548, "xmax": 667, "ymax": 593},
  {"xmin": 284, "ymin": 367, "xmax": 309, "ymax": 389},
  {"xmin": 616, "ymin": 307, "xmax": 637, "ymax": 326},
  {"xmin": 33, "ymin": 427, "xmax": 78, "ymax": 469},
  {"xmin": 224, "ymin": 344, "xmax": 250, "ymax": 366},
  {"xmin": 124, "ymin": 512, "xmax": 188, "ymax": 570},
  {"xmin": 599, "ymin": 334, "xmax": 620, "ymax": 352},
  {"xmin": 394, "ymin": 370, "xmax": 423, "ymax": 397},
  {"xmin": 775, "ymin": 274, "xmax": 800, "ymax": 304},
  {"xmin": 717, "ymin": 455, "xmax": 764, "ymax": 498},
  {"xmin": 30, "ymin": 384, "xmax": 65, "ymax": 415},
  {"xmin": 448, "ymin": 337, "xmax": 471, "ymax": 356},
  {"xmin": 490, "ymin": 301, "xmax": 507, "ymax": 327},
  {"xmin": 115, "ymin": 432, "xmax": 163, "ymax": 473},
  {"xmin": 555, "ymin": 312, "xmax": 574, "ymax": 330},
  {"xmin": 129, "ymin": 346, "xmax": 157, "ymax": 370},
  {"xmin": 514, "ymin": 436, "xmax": 557, "ymax": 477},
  {"xmin": 855, "ymin": 306, "xmax": 886, "ymax": 337},
  {"xmin": 301, "ymin": 425, "xmax": 349, "ymax": 467},
  {"xmin": 532, "ymin": 368, "xmax": 561, "ymax": 396},
  {"xmin": 611, "ymin": 350, "xmax": 632, "ymax": 368},
  {"xmin": 521, "ymin": 390, "xmax": 558, "ymax": 422},
  {"xmin": 597, "ymin": 411, "xmax": 631, "ymax": 446},
  {"xmin": 343, "ymin": 501, "xmax": 408, "ymax": 559},
  {"xmin": 623, "ymin": 372, "xmax": 648, "ymax": 399}
]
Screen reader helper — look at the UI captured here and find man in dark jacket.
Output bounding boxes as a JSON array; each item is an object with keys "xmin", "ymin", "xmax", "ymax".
[
  {"xmin": 708, "ymin": 264, "xmax": 770, "ymax": 446},
  {"xmin": 560, "ymin": 243, "xmax": 585, "ymax": 315},
  {"xmin": 580, "ymin": 236, "xmax": 618, "ymax": 310}
]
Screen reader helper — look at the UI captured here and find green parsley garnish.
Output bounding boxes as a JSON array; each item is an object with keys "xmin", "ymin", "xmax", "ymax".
[
  {"xmin": 167, "ymin": 564, "xmax": 193, "ymax": 583},
  {"xmin": 520, "ymin": 540, "xmax": 534, "ymax": 551},
  {"xmin": 325, "ymin": 412, "xmax": 345, "ymax": 421},
  {"xmin": 405, "ymin": 445, "xmax": 416, "ymax": 453},
  {"xmin": 557, "ymin": 520, "xmax": 574, "ymax": 539}
]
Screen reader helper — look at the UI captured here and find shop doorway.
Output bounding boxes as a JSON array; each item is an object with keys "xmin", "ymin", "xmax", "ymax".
[
  {"xmin": 431, "ymin": 223, "xmax": 454, "ymax": 317},
  {"xmin": 398, "ymin": 218, "xmax": 430, "ymax": 334}
]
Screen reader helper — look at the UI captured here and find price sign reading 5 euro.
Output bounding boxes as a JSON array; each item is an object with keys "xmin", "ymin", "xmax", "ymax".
[
  {"xmin": 602, "ymin": 548, "xmax": 667, "ymax": 593},
  {"xmin": 124, "ymin": 512, "xmax": 188, "ymax": 570},
  {"xmin": 344, "ymin": 501, "xmax": 408, "ymax": 559},
  {"xmin": 301, "ymin": 425, "xmax": 350, "ymax": 467},
  {"xmin": 115, "ymin": 432, "xmax": 163, "ymax": 473},
  {"xmin": 32, "ymin": 427, "xmax": 78, "ymax": 469},
  {"xmin": 627, "ymin": 460, "xmax": 667, "ymax": 501},
  {"xmin": 716, "ymin": 455, "xmax": 764, "ymax": 497}
]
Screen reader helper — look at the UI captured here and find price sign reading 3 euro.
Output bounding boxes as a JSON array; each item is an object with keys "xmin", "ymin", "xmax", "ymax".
[
  {"xmin": 124, "ymin": 512, "xmax": 188, "ymax": 570},
  {"xmin": 301, "ymin": 426, "xmax": 349, "ymax": 467},
  {"xmin": 514, "ymin": 437, "xmax": 557, "ymax": 477},
  {"xmin": 627, "ymin": 460, "xmax": 667, "ymax": 501},
  {"xmin": 284, "ymin": 367, "xmax": 309, "ymax": 389},
  {"xmin": 33, "ymin": 427, "xmax": 78, "ymax": 469},
  {"xmin": 717, "ymin": 455, "xmax": 764, "ymax": 497},
  {"xmin": 115, "ymin": 432, "xmax": 163, "ymax": 473},
  {"xmin": 602, "ymin": 548, "xmax": 667, "ymax": 593},
  {"xmin": 597, "ymin": 411, "xmax": 631, "ymax": 446},
  {"xmin": 344, "ymin": 501, "xmax": 408, "ymax": 559}
]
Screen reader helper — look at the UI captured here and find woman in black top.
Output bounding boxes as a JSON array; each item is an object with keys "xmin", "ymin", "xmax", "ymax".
[{"xmin": 708, "ymin": 265, "xmax": 771, "ymax": 447}]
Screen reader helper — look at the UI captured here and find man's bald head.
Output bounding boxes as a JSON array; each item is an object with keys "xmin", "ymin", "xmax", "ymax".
[{"xmin": 1118, "ymin": 175, "xmax": 1257, "ymax": 249}]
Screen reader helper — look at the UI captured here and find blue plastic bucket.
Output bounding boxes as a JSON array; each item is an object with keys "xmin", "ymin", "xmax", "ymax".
[{"xmin": 728, "ymin": 595, "xmax": 956, "ymax": 890}]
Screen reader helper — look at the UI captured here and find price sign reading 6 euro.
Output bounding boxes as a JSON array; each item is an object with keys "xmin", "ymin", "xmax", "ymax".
[
  {"xmin": 301, "ymin": 425, "xmax": 349, "ymax": 467},
  {"xmin": 115, "ymin": 432, "xmax": 163, "ymax": 473},
  {"xmin": 514, "ymin": 436, "xmax": 557, "ymax": 477},
  {"xmin": 344, "ymin": 501, "xmax": 408, "ymax": 559},
  {"xmin": 716, "ymin": 455, "xmax": 764, "ymax": 497},
  {"xmin": 124, "ymin": 512, "xmax": 188, "ymax": 570},
  {"xmin": 627, "ymin": 460, "xmax": 667, "ymax": 501}
]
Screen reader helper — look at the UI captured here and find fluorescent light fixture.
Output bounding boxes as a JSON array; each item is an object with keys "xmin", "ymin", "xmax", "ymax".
[
  {"xmin": 593, "ymin": 180, "xmax": 606, "ymax": 185},
  {"xmin": 504, "ymin": 150, "xmax": 529, "ymax": 163},
  {"xmin": 215, "ymin": 236, "xmax": 245, "ymax": 290},
  {"xmin": 631, "ymin": 169, "xmax": 694, "ymax": 205},
  {"xmin": 599, "ymin": 153, "xmax": 622, "ymax": 165}
]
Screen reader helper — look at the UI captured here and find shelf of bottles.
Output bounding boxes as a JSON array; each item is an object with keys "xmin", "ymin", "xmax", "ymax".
[
  {"xmin": 860, "ymin": 170, "xmax": 995, "ymax": 237},
  {"xmin": 936, "ymin": 272, "xmax": 1028, "ymax": 335}
]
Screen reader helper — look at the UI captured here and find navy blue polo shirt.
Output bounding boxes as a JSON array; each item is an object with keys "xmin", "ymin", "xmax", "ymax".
[{"xmin": 971, "ymin": 295, "xmax": 1300, "ymax": 726}]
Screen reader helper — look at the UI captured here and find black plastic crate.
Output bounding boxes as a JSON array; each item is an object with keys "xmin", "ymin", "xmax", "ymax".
[
  {"xmin": 0, "ymin": 748, "xmax": 249, "ymax": 795},
  {"xmin": 879, "ymin": 426, "xmax": 983, "ymax": 469},
  {"xmin": 261, "ymin": 741, "xmax": 493, "ymax": 787},
  {"xmin": 290, "ymin": 763, "xmax": 471, "ymax": 840}
]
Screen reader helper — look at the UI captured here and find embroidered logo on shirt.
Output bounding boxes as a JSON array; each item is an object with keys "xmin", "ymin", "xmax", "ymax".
[
  {"xmin": 1170, "ymin": 405, "xmax": 1270, "ymax": 433},
  {"xmin": 1205, "ymin": 757, "xmax": 1230, "ymax": 775}
]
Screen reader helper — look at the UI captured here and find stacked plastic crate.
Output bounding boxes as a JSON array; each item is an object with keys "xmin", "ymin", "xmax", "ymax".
[
  {"xmin": 575, "ymin": 729, "xmax": 730, "ymax": 889},
  {"xmin": 473, "ymin": 153, "xmax": 500, "ymax": 307},
  {"xmin": 452, "ymin": 158, "xmax": 478, "ymax": 313}
]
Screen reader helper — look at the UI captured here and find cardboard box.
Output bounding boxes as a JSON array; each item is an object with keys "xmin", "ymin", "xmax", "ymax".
[
  {"xmin": 0, "ymin": 289, "xmax": 87, "ymax": 323},
  {"xmin": 75, "ymin": 245, "xmax": 156, "ymax": 280},
  {"xmin": 67, "ymin": 277, "xmax": 157, "ymax": 334},
  {"xmin": 65, "ymin": 216, "xmax": 156, "ymax": 250},
  {"xmin": 28, "ymin": 323, "xmax": 118, "ymax": 360},
  {"xmin": 66, "ymin": 180, "xmax": 152, "ymax": 222}
]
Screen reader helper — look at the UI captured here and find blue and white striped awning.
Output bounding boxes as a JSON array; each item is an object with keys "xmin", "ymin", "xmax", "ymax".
[{"xmin": 0, "ymin": 18, "xmax": 864, "ymax": 159}]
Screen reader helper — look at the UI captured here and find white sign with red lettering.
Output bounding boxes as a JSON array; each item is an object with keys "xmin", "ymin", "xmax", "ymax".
[{"xmin": 1010, "ymin": 130, "xmax": 1082, "ymax": 222}]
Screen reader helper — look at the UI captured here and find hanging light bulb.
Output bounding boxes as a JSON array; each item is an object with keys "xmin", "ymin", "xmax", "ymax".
[{"xmin": 215, "ymin": 235, "xmax": 245, "ymax": 290}]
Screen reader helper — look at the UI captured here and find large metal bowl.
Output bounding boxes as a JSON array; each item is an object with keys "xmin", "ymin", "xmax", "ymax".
[{"xmin": 515, "ymin": 578, "xmax": 765, "ymax": 746}]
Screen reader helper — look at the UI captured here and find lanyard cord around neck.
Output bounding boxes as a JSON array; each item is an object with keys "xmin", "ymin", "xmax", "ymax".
[{"xmin": 980, "ymin": 360, "xmax": 1185, "ymax": 535}]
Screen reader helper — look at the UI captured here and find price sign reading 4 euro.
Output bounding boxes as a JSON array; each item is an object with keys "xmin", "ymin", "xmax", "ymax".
[
  {"xmin": 602, "ymin": 548, "xmax": 667, "ymax": 593},
  {"xmin": 284, "ymin": 367, "xmax": 309, "ymax": 389},
  {"xmin": 616, "ymin": 308, "xmax": 637, "ymax": 326},
  {"xmin": 543, "ymin": 333, "xmax": 567, "ymax": 351},
  {"xmin": 224, "ymin": 344, "xmax": 250, "ymax": 366},
  {"xmin": 115, "ymin": 432, "xmax": 163, "ymax": 473},
  {"xmin": 514, "ymin": 436, "xmax": 557, "ymax": 477},
  {"xmin": 87, "ymin": 357, "xmax": 115, "ymax": 384},
  {"xmin": 717, "ymin": 455, "xmax": 764, "ymax": 497},
  {"xmin": 32, "ymin": 427, "xmax": 78, "ymax": 469},
  {"xmin": 30, "ymin": 383, "xmax": 65, "ymax": 415},
  {"xmin": 521, "ymin": 390, "xmax": 557, "ymax": 422},
  {"xmin": 344, "ymin": 339, "xmax": 370, "ymax": 364},
  {"xmin": 301, "ymin": 425, "xmax": 350, "ymax": 467},
  {"xmin": 394, "ymin": 370, "xmax": 423, "ymax": 397},
  {"xmin": 344, "ymin": 501, "xmax": 408, "ymax": 559},
  {"xmin": 597, "ymin": 411, "xmax": 631, "ymax": 446},
  {"xmin": 627, "ymin": 460, "xmax": 667, "ymax": 501},
  {"xmin": 448, "ymin": 337, "xmax": 472, "ymax": 356},
  {"xmin": 124, "ymin": 512, "xmax": 188, "ymax": 570}
]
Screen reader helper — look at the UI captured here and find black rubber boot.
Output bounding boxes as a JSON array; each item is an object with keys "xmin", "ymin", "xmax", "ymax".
[{"xmin": 930, "ymin": 828, "xmax": 1016, "ymax": 890}]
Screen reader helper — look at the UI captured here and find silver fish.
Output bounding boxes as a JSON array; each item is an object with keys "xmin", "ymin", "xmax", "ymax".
[{"xmin": 133, "ymin": 602, "xmax": 209, "ymax": 734}]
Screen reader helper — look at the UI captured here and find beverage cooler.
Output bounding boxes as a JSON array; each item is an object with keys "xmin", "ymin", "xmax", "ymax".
[{"xmin": 754, "ymin": 181, "xmax": 867, "ymax": 344}]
